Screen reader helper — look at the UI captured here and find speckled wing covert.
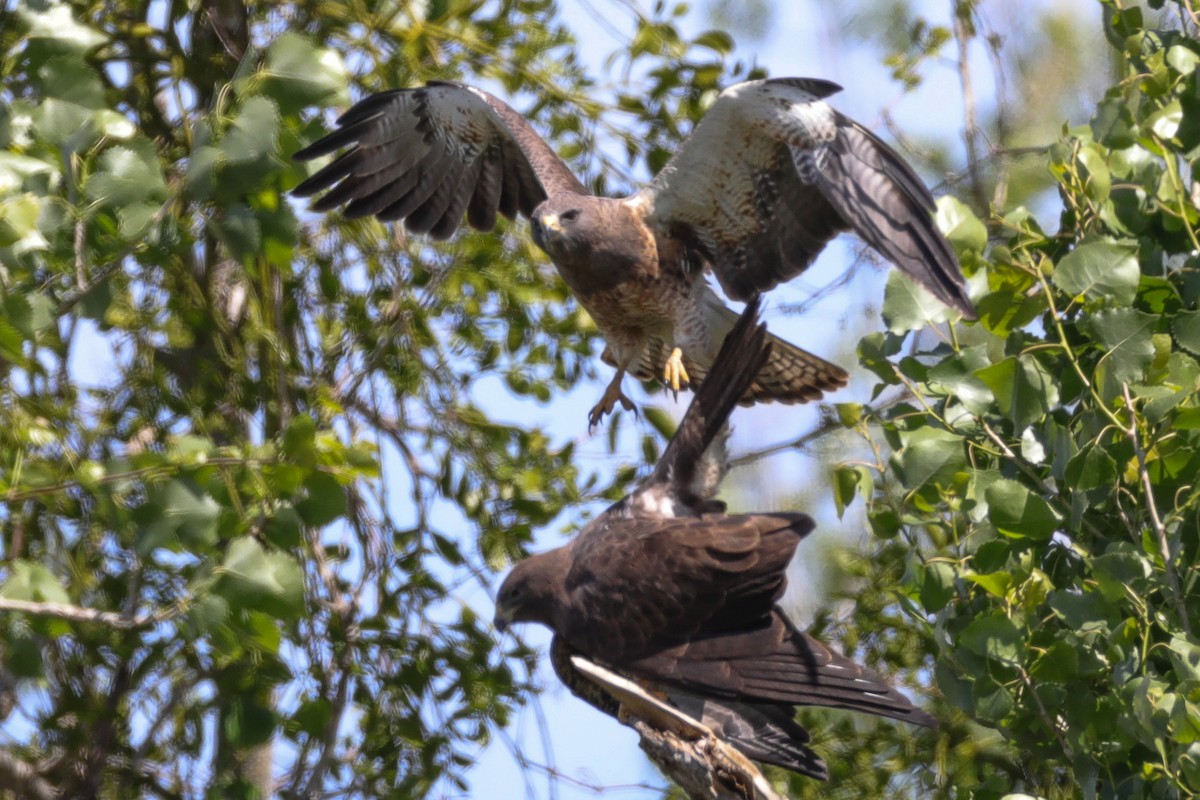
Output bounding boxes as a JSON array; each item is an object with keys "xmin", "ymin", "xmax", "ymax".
[{"xmin": 640, "ymin": 78, "xmax": 976, "ymax": 318}]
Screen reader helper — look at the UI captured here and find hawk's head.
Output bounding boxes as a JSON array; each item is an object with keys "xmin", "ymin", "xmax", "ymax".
[
  {"xmin": 493, "ymin": 548, "xmax": 570, "ymax": 634},
  {"xmin": 530, "ymin": 197, "xmax": 587, "ymax": 258},
  {"xmin": 529, "ymin": 196, "xmax": 651, "ymax": 282}
]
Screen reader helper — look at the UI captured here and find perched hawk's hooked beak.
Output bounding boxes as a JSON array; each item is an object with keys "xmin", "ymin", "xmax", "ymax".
[{"xmin": 493, "ymin": 607, "xmax": 511, "ymax": 633}]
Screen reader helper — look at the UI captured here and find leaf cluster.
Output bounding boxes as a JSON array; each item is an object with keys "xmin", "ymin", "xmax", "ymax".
[{"xmin": 816, "ymin": 6, "xmax": 1200, "ymax": 797}]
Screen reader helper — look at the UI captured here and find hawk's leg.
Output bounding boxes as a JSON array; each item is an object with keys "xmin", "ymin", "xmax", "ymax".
[
  {"xmin": 588, "ymin": 369, "xmax": 636, "ymax": 430},
  {"xmin": 662, "ymin": 347, "xmax": 691, "ymax": 399}
]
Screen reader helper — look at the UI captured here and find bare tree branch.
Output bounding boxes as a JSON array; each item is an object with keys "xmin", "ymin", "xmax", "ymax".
[{"xmin": 0, "ymin": 597, "xmax": 180, "ymax": 629}]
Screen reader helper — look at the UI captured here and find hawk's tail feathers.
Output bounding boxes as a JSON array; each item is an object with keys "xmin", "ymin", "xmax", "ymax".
[
  {"xmin": 605, "ymin": 303, "xmax": 849, "ymax": 405},
  {"xmin": 703, "ymin": 302, "xmax": 848, "ymax": 405}
]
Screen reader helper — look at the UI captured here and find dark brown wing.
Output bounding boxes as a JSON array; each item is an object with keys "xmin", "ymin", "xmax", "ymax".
[
  {"xmin": 633, "ymin": 296, "xmax": 770, "ymax": 511},
  {"xmin": 629, "ymin": 611, "xmax": 936, "ymax": 727},
  {"xmin": 292, "ymin": 81, "xmax": 588, "ymax": 238},
  {"xmin": 563, "ymin": 513, "xmax": 814, "ymax": 662},
  {"xmin": 640, "ymin": 77, "xmax": 975, "ymax": 318}
]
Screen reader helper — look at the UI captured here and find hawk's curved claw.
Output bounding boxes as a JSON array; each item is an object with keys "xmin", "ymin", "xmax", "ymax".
[
  {"xmin": 663, "ymin": 347, "xmax": 691, "ymax": 399},
  {"xmin": 589, "ymin": 377, "xmax": 637, "ymax": 431}
]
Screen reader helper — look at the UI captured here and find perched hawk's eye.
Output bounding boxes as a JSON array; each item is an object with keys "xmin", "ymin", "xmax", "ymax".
[{"xmin": 560, "ymin": 209, "xmax": 581, "ymax": 223}]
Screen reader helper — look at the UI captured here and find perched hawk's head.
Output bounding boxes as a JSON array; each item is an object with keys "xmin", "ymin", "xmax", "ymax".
[{"xmin": 493, "ymin": 548, "xmax": 570, "ymax": 633}]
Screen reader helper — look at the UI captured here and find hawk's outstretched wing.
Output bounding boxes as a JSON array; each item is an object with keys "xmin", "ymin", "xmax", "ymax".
[
  {"xmin": 293, "ymin": 81, "xmax": 587, "ymax": 238},
  {"xmin": 638, "ymin": 78, "xmax": 975, "ymax": 317}
]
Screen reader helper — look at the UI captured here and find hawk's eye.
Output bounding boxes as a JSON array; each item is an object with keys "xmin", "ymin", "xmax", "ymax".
[{"xmin": 560, "ymin": 209, "xmax": 580, "ymax": 223}]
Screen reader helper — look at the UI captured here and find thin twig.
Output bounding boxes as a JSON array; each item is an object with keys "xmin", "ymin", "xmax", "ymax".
[
  {"xmin": 951, "ymin": 0, "xmax": 988, "ymax": 210},
  {"xmin": 728, "ymin": 389, "xmax": 917, "ymax": 469},
  {"xmin": 1122, "ymin": 383, "xmax": 1191, "ymax": 635}
]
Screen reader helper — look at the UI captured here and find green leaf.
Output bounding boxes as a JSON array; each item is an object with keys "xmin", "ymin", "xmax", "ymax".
[
  {"xmin": 3, "ymin": 292, "xmax": 53, "ymax": 340},
  {"xmin": 85, "ymin": 140, "xmax": 168, "ymax": 207},
  {"xmin": 960, "ymin": 613, "xmax": 1024, "ymax": 666},
  {"xmin": 282, "ymin": 414, "xmax": 319, "ymax": 466},
  {"xmin": 1169, "ymin": 44, "xmax": 1200, "ymax": 76},
  {"xmin": 1052, "ymin": 238, "xmax": 1140, "ymax": 306},
  {"xmin": 1048, "ymin": 589, "xmax": 1112, "ymax": 635},
  {"xmin": 936, "ymin": 195, "xmax": 987, "ymax": 254},
  {"xmin": 1092, "ymin": 95, "xmax": 1137, "ymax": 148},
  {"xmin": 692, "ymin": 30, "xmax": 734, "ymax": 54},
  {"xmin": 1086, "ymin": 308, "xmax": 1159, "ymax": 383},
  {"xmin": 1092, "ymin": 546, "xmax": 1151, "ymax": 602},
  {"xmin": 1170, "ymin": 634, "xmax": 1200, "ymax": 682},
  {"xmin": 1065, "ymin": 443, "xmax": 1118, "ymax": 491},
  {"xmin": 1077, "ymin": 145, "xmax": 1111, "ymax": 202},
  {"xmin": 0, "ymin": 194, "xmax": 43, "ymax": 248},
  {"xmin": 892, "ymin": 427, "xmax": 966, "ymax": 491},
  {"xmin": 1020, "ymin": 426, "xmax": 1046, "ymax": 464},
  {"xmin": 926, "ymin": 347, "xmax": 995, "ymax": 414},
  {"xmin": 975, "ymin": 355, "xmax": 1060, "ymax": 431},
  {"xmin": 1032, "ymin": 640, "xmax": 1080, "ymax": 681},
  {"xmin": 19, "ymin": 3, "xmax": 106, "ymax": 54},
  {"xmin": 920, "ymin": 561, "xmax": 957, "ymax": 612},
  {"xmin": 291, "ymin": 697, "xmax": 334, "ymax": 738},
  {"xmin": 973, "ymin": 675, "xmax": 1015, "ymax": 721},
  {"xmin": 964, "ymin": 570, "xmax": 1012, "ymax": 598},
  {"xmin": 834, "ymin": 402, "xmax": 863, "ymax": 427},
  {"xmin": 186, "ymin": 594, "xmax": 230, "ymax": 635},
  {"xmin": 882, "ymin": 269, "xmax": 952, "ymax": 333},
  {"xmin": 223, "ymin": 696, "xmax": 276, "ymax": 748},
  {"xmin": 832, "ymin": 464, "xmax": 872, "ymax": 519},
  {"xmin": 221, "ymin": 96, "xmax": 280, "ymax": 165},
  {"xmin": 0, "ymin": 560, "xmax": 70, "ymax": 604},
  {"xmin": 259, "ymin": 33, "xmax": 349, "ymax": 112},
  {"xmin": 1173, "ymin": 310, "xmax": 1200, "ymax": 355},
  {"xmin": 985, "ymin": 479, "xmax": 1061, "ymax": 539},
  {"xmin": 135, "ymin": 478, "xmax": 221, "ymax": 554},
  {"xmin": 857, "ymin": 331, "xmax": 902, "ymax": 386},
  {"xmin": 214, "ymin": 537, "xmax": 305, "ymax": 620},
  {"xmin": 295, "ymin": 471, "xmax": 347, "ymax": 527}
]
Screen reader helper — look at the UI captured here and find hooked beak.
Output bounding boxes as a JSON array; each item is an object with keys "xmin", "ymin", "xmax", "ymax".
[
  {"xmin": 493, "ymin": 608, "xmax": 511, "ymax": 634},
  {"xmin": 530, "ymin": 213, "xmax": 562, "ymax": 250}
]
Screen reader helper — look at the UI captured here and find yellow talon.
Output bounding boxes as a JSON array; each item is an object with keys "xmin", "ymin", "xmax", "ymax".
[{"xmin": 663, "ymin": 347, "xmax": 691, "ymax": 397}]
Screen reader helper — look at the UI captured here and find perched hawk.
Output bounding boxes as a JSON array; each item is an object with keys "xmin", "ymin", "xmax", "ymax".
[
  {"xmin": 493, "ymin": 299, "xmax": 934, "ymax": 780},
  {"xmin": 293, "ymin": 78, "xmax": 974, "ymax": 426}
]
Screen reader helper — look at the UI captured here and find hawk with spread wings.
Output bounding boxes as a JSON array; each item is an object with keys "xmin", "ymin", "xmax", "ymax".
[
  {"xmin": 493, "ymin": 299, "xmax": 934, "ymax": 780},
  {"xmin": 294, "ymin": 78, "xmax": 974, "ymax": 426}
]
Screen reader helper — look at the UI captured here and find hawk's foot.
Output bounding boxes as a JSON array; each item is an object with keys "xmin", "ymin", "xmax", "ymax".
[
  {"xmin": 662, "ymin": 347, "xmax": 691, "ymax": 398},
  {"xmin": 588, "ymin": 378, "xmax": 636, "ymax": 431}
]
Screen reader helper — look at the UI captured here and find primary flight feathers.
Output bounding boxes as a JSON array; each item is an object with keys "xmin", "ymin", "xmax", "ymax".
[
  {"xmin": 294, "ymin": 78, "xmax": 973, "ymax": 425},
  {"xmin": 493, "ymin": 300, "xmax": 933, "ymax": 780}
]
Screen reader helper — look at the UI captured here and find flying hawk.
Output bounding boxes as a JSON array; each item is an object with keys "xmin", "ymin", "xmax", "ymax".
[
  {"xmin": 293, "ymin": 78, "xmax": 974, "ymax": 426},
  {"xmin": 493, "ymin": 299, "xmax": 934, "ymax": 780}
]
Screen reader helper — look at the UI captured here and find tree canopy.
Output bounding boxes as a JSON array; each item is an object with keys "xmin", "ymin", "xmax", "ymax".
[{"xmin": 2, "ymin": 0, "xmax": 1200, "ymax": 798}]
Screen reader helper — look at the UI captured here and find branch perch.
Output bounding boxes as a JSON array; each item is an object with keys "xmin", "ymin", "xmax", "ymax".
[{"xmin": 550, "ymin": 638, "xmax": 783, "ymax": 800}]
